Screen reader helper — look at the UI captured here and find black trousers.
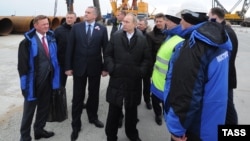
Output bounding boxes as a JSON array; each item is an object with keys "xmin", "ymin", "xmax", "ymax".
[
  {"xmin": 71, "ymin": 74, "xmax": 101, "ymax": 131},
  {"xmin": 20, "ymin": 76, "xmax": 52, "ymax": 141},
  {"xmin": 142, "ymin": 76, "xmax": 151, "ymax": 103},
  {"xmin": 105, "ymin": 103, "xmax": 139, "ymax": 141},
  {"xmin": 60, "ymin": 65, "xmax": 68, "ymax": 87},
  {"xmin": 151, "ymin": 94, "xmax": 164, "ymax": 116},
  {"xmin": 225, "ymin": 89, "xmax": 238, "ymax": 124}
]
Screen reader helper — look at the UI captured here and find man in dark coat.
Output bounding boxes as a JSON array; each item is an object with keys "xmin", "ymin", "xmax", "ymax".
[
  {"xmin": 104, "ymin": 13, "xmax": 152, "ymax": 141},
  {"xmin": 137, "ymin": 17, "xmax": 152, "ymax": 110},
  {"xmin": 64, "ymin": 6, "xmax": 108, "ymax": 141},
  {"xmin": 209, "ymin": 7, "xmax": 239, "ymax": 125},
  {"xmin": 109, "ymin": 10, "xmax": 127, "ymax": 128},
  {"xmin": 54, "ymin": 11, "xmax": 76, "ymax": 87},
  {"xmin": 110, "ymin": 10, "xmax": 126, "ymax": 37}
]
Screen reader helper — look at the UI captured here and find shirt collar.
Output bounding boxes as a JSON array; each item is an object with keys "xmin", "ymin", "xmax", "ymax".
[
  {"xmin": 36, "ymin": 31, "xmax": 46, "ymax": 39},
  {"xmin": 86, "ymin": 22, "xmax": 95, "ymax": 27},
  {"xmin": 126, "ymin": 32, "xmax": 134, "ymax": 39}
]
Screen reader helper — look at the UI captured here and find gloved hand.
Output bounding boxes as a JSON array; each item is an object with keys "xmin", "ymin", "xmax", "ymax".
[{"xmin": 21, "ymin": 90, "xmax": 26, "ymax": 98}]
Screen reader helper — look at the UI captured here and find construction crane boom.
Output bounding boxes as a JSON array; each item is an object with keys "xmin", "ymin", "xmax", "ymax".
[
  {"xmin": 212, "ymin": 0, "xmax": 228, "ymax": 13},
  {"xmin": 229, "ymin": 0, "xmax": 242, "ymax": 13},
  {"xmin": 239, "ymin": 0, "xmax": 250, "ymax": 17},
  {"xmin": 110, "ymin": 0, "xmax": 148, "ymax": 18}
]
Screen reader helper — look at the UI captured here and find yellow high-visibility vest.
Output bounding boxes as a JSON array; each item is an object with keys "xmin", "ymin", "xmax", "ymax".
[{"xmin": 152, "ymin": 35, "xmax": 184, "ymax": 91}]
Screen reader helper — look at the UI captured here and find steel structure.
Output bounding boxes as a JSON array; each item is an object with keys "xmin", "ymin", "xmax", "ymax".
[{"xmin": 110, "ymin": 0, "xmax": 148, "ymax": 17}]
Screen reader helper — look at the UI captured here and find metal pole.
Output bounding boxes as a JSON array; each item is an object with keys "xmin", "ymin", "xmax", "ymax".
[{"xmin": 93, "ymin": 0, "xmax": 102, "ymax": 21}]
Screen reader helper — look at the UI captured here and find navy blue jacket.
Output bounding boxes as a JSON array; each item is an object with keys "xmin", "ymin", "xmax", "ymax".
[{"xmin": 65, "ymin": 21, "xmax": 108, "ymax": 76}]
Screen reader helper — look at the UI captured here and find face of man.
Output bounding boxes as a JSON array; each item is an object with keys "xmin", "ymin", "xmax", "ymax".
[
  {"xmin": 116, "ymin": 12, "xmax": 125, "ymax": 22},
  {"xmin": 66, "ymin": 13, "xmax": 76, "ymax": 26},
  {"xmin": 166, "ymin": 18, "xmax": 177, "ymax": 30},
  {"xmin": 155, "ymin": 17, "xmax": 166, "ymax": 30},
  {"xmin": 34, "ymin": 18, "xmax": 50, "ymax": 35},
  {"xmin": 180, "ymin": 18, "xmax": 192, "ymax": 30},
  {"xmin": 122, "ymin": 14, "xmax": 136, "ymax": 33},
  {"xmin": 84, "ymin": 7, "xmax": 97, "ymax": 23},
  {"xmin": 137, "ymin": 20, "xmax": 147, "ymax": 31},
  {"xmin": 208, "ymin": 11, "xmax": 220, "ymax": 22}
]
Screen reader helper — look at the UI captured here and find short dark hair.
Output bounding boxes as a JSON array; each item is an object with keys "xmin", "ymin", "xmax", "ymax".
[
  {"xmin": 33, "ymin": 15, "xmax": 48, "ymax": 24},
  {"xmin": 119, "ymin": 10, "xmax": 127, "ymax": 16},
  {"xmin": 211, "ymin": 7, "xmax": 225, "ymax": 19},
  {"xmin": 67, "ymin": 11, "xmax": 76, "ymax": 16},
  {"xmin": 154, "ymin": 13, "xmax": 166, "ymax": 20}
]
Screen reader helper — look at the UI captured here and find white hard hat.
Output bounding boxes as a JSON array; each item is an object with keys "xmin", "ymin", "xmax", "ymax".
[
  {"xmin": 180, "ymin": 0, "xmax": 208, "ymax": 14},
  {"xmin": 165, "ymin": 6, "xmax": 181, "ymax": 24},
  {"xmin": 176, "ymin": 0, "xmax": 208, "ymax": 25}
]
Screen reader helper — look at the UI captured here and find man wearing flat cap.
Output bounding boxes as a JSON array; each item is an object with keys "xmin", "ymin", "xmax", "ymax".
[{"xmin": 163, "ymin": 9, "xmax": 232, "ymax": 141}]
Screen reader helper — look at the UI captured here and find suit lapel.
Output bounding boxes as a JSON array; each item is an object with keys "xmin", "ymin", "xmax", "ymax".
[{"xmin": 80, "ymin": 22, "xmax": 88, "ymax": 44}]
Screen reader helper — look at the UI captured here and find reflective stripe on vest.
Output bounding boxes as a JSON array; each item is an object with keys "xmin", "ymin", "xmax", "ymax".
[{"xmin": 152, "ymin": 35, "xmax": 184, "ymax": 91}]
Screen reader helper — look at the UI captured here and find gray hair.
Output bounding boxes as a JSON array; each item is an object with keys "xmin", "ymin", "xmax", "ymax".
[
  {"xmin": 126, "ymin": 13, "xmax": 137, "ymax": 24},
  {"xmin": 87, "ymin": 6, "xmax": 99, "ymax": 16},
  {"xmin": 138, "ymin": 17, "xmax": 148, "ymax": 26}
]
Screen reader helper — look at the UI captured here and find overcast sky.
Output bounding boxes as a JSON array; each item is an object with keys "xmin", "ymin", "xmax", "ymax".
[{"xmin": 0, "ymin": 0, "xmax": 249, "ymax": 17}]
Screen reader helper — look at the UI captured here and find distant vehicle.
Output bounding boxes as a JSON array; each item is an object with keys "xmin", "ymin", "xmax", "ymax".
[
  {"xmin": 102, "ymin": 13, "xmax": 114, "ymax": 25},
  {"xmin": 241, "ymin": 17, "xmax": 250, "ymax": 27}
]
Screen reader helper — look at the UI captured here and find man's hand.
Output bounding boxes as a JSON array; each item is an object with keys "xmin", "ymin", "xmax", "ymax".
[
  {"xmin": 21, "ymin": 90, "xmax": 26, "ymax": 98},
  {"xmin": 101, "ymin": 71, "xmax": 109, "ymax": 77},
  {"xmin": 65, "ymin": 70, "xmax": 73, "ymax": 76},
  {"xmin": 171, "ymin": 134, "xmax": 187, "ymax": 141}
]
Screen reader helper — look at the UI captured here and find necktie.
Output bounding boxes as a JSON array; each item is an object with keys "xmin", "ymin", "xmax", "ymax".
[
  {"xmin": 42, "ymin": 36, "xmax": 49, "ymax": 57},
  {"xmin": 118, "ymin": 23, "xmax": 122, "ymax": 30},
  {"xmin": 87, "ymin": 24, "xmax": 91, "ymax": 44}
]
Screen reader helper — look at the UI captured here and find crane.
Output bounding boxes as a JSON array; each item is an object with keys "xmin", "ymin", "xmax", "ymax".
[
  {"xmin": 212, "ymin": 0, "xmax": 227, "ymax": 12},
  {"xmin": 110, "ymin": 0, "xmax": 148, "ymax": 17},
  {"xmin": 149, "ymin": 7, "xmax": 156, "ymax": 19},
  {"xmin": 229, "ymin": 0, "xmax": 243, "ymax": 13},
  {"xmin": 239, "ymin": 0, "xmax": 250, "ymax": 17}
]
